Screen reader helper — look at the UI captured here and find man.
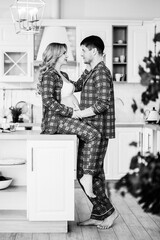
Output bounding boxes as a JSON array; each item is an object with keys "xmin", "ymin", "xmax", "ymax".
[{"xmin": 72, "ymin": 35, "xmax": 118, "ymax": 229}]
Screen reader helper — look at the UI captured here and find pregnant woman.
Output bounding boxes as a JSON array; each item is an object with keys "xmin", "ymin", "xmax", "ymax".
[{"xmin": 38, "ymin": 42, "xmax": 99, "ymax": 198}]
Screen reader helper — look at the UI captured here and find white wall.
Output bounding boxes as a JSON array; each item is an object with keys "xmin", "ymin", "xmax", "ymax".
[{"xmin": 61, "ymin": 0, "xmax": 160, "ymax": 20}]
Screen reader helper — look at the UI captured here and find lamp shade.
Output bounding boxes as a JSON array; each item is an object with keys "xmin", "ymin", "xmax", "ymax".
[{"xmin": 10, "ymin": 0, "xmax": 45, "ymax": 34}]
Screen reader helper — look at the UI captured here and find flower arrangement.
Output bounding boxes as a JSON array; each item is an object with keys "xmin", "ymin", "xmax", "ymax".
[{"xmin": 115, "ymin": 32, "xmax": 160, "ymax": 215}]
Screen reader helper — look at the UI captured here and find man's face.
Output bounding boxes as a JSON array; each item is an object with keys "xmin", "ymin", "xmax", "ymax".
[{"xmin": 81, "ymin": 45, "xmax": 94, "ymax": 64}]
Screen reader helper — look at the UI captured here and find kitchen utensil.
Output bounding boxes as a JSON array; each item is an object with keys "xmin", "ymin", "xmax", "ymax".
[
  {"xmin": 0, "ymin": 177, "xmax": 13, "ymax": 190},
  {"xmin": 145, "ymin": 107, "xmax": 159, "ymax": 123}
]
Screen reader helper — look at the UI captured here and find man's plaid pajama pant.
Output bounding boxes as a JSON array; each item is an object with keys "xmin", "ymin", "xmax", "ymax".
[{"xmin": 57, "ymin": 117, "xmax": 115, "ymax": 220}]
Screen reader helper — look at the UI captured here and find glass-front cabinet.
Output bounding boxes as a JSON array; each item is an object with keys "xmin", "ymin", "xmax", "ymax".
[
  {"xmin": 0, "ymin": 47, "xmax": 33, "ymax": 82},
  {"xmin": 0, "ymin": 22, "xmax": 34, "ymax": 83}
]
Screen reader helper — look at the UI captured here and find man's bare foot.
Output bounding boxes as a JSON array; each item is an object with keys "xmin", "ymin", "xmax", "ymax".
[
  {"xmin": 78, "ymin": 219, "xmax": 103, "ymax": 226},
  {"xmin": 97, "ymin": 210, "xmax": 119, "ymax": 229},
  {"xmin": 80, "ymin": 174, "xmax": 96, "ymax": 198}
]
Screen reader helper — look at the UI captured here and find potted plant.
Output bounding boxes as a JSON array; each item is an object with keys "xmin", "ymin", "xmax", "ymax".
[{"xmin": 9, "ymin": 106, "xmax": 22, "ymax": 123}]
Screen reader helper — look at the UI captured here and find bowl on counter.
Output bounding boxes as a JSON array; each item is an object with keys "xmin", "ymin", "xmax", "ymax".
[{"xmin": 0, "ymin": 176, "xmax": 13, "ymax": 190}]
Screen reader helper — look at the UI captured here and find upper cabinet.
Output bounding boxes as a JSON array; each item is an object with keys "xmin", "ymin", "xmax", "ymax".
[
  {"xmin": 0, "ymin": 23, "xmax": 34, "ymax": 82},
  {"xmin": 0, "ymin": 19, "xmax": 155, "ymax": 84},
  {"xmin": 128, "ymin": 22, "xmax": 154, "ymax": 83}
]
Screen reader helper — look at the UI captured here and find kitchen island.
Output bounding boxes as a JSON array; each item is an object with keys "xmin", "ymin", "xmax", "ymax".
[{"xmin": 0, "ymin": 130, "xmax": 77, "ymax": 233}]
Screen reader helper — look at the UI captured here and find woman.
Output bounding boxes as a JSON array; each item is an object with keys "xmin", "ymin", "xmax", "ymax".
[
  {"xmin": 38, "ymin": 42, "xmax": 100, "ymax": 198},
  {"xmin": 38, "ymin": 42, "xmax": 79, "ymax": 111}
]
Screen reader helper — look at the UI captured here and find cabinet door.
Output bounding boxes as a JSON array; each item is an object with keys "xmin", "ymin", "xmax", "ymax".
[
  {"xmin": 0, "ymin": 22, "xmax": 33, "ymax": 82},
  {"xmin": 128, "ymin": 24, "xmax": 154, "ymax": 83},
  {"xmin": 153, "ymin": 19, "xmax": 160, "ymax": 54},
  {"xmin": 114, "ymin": 127, "xmax": 142, "ymax": 179},
  {"xmin": 27, "ymin": 140, "xmax": 75, "ymax": 221},
  {"xmin": 104, "ymin": 138, "xmax": 117, "ymax": 180},
  {"xmin": 77, "ymin": 23, "xmax": 112, "ymax": 73},
  {"xmin": 0, "ymin": 24, "xmax": 33, "ymax": 46},
  {"xmin": 0, "ymin": 46, "xmax": 33, "ymax": 82},
  {"xmin": 104, "ymin": 127, "xmax": 143, "ymax": 180},
  {"xmin": 143, "ymin": 127, "xmax": 153, "ymax": 153}
]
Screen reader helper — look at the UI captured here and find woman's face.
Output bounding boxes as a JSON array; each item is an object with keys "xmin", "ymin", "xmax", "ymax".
[{"xmin": 56, "ymin": 49, "xmax": 68, "ymax": 66}]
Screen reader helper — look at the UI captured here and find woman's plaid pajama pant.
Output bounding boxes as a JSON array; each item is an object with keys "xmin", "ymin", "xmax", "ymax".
[{"xmin": 57, "ymin": 117, "xmax": 115, "ymax": 220}]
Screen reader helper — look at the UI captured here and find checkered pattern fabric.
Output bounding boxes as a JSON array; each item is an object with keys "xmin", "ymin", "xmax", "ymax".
[
  {"xmin": 78, "ymin": 138, "xmax": 115, "ymax": 220},
  {"xmin": 71, "ymin": 61, "xmax": 115, "ymax": 139},
  {"xmin": 40, "ymin": 67, "xmax": 74, "ymax": 134},
  {"xmin": 57, "ymin": 117, "xmax": 101, "ymax": 174}
]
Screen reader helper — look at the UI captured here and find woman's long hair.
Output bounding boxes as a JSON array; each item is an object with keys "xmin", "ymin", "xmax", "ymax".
[
  {"xmin": 42, "ymin": 42, "xmax": 67, "ymax": 70},
  {"xmin": 37, "ymin": 42, "xmax": 67, "ymax": 94}
]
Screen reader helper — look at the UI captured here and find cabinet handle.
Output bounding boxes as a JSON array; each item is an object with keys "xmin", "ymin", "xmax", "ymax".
[
  {"xmin": 141, "ymin": 132, "xmax": 143, "ymax": 153},
  {"xmin": 139, "ymin": 132, "xmax": 141, "ymax": 147},
  {"xmin": 139, "ymin": 132, "xmax": 143, "ymax": 153},
  {"xmin": 31, "ymin": 63, "xmax": 33, "ymax": 77},
  {"xmin": 148, "ymin": 134, "xmax": 151, "ymax": 151},
  {"xmin": 31, "ymin": 148, "xmax": 33, "ymax": 171}
]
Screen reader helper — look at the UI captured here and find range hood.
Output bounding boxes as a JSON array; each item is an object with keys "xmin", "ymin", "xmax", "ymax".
[{"xmin": 36, "ymin": 26, "xmax": 74, "ymax": 61}]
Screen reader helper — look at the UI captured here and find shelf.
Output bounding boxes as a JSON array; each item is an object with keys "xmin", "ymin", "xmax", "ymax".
[
  {"xmin": 0, "ymin": 210, "xmax": 26, "ymax": 220},
  {"xmin": 113, "ymin": 43, "xmax": 127, "ymax": 46},
  {"xmin": 0, "ymin": 186, "xmax": 27, "ymax": 210},
  {"xmin": 112, "ymin": 25, "xmax": 128, "ymax": 81},
  {"xmin": 113, "ymin": 62, "xmax": 127, "ymax": 64}
]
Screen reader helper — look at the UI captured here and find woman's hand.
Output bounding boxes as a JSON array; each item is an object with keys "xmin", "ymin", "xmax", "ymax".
[{"xmin": 72, "ymin": 110, "xmax": 82, "ymax": 119}]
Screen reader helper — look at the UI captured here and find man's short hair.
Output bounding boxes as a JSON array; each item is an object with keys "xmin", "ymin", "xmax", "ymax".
[{"xmin": 80, "ymin": 35, "xmax": 104, "ymax": 55}]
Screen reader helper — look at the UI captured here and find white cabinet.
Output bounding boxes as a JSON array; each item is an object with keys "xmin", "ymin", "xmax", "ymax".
[
  {"xmin": 0, "ymin": 22, "xmax": 34, "ymax": 82},
  {"xmin": 27, "ymin": 139, "xmax": 75, "ymax": 221},
  {"xmin": 128, "ymin": 23, "xmax": 154, "ymax": 83},
  {"xmin": 105, "ymin": 127, "xmax": 143, "ymax": 179},
  {"xmin": 0, "ymin": 131, "xmax": 76, "ymax": 232}
]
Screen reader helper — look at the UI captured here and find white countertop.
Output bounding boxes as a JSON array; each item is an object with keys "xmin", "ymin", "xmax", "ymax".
[
  {"xmin": 1, "ymin": 122, "xmax": 160, "ymax": 140},
  {"xmin": 0, "ymin": 130, "xmax": 77, "ymax": 140}
]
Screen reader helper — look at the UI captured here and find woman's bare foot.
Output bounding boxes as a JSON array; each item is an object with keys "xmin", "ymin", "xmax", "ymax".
[
  {"xmin": 97, "ymin": 210, "xmax": 119, "ymax": 229},
  {"xmin": 78, "ymin": 219, "xmax": 103, "ymax": 226},
  {"xmin": 80, "ymin": 174, "xmax": 96, "ymax": 198}
]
